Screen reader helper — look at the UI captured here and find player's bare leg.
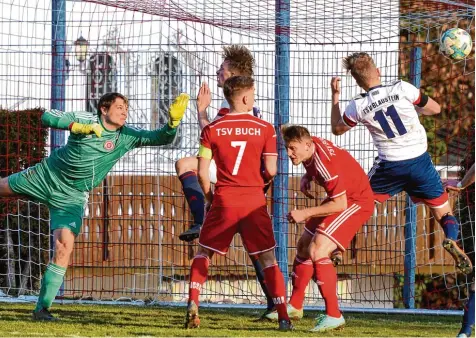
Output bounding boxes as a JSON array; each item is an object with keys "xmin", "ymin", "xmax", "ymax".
[
  {"xmin": 0, "ymin": 176, "xmax": 17, "ymax": 197},
  {"xmin": 309, "ymin": 234, "xmax": 345, "ymax": 332},
  {"xmin": 175, "ymin": 157, "xmax": 205, "ymax": 242},
  {"xmin": 185, "ymin": 246, "xmax": 214, "ymax": 329},
  {"xmin": 431, "ymin": 204, "xmax": 472, "ymax": 274},
  {"xmin": 52, "ymin": 228, "xmax": 76, "ymax": 267},
  {"xmin": 257, "ymin": 250, "xmax": 293, "ymax": 331},
  {"xmin": 33, "ymin": 228, "xmax": 75, "ymax": 321}
]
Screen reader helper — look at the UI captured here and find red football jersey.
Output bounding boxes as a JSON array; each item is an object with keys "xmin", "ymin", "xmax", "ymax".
[
  {"xmin": 200, "ymin": 113, "xmax": 277, "ymax": 206},
  {"xmin": 303, "ymin": 137, "xmax": 372, "ymax": 203}
]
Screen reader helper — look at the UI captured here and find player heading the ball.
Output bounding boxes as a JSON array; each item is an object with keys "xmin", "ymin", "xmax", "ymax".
[{"xmin": 331, "ymin": 52, "xmax": 472, "ymax": 274}]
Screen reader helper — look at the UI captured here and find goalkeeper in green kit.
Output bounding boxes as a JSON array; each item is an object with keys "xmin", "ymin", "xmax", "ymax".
[{"xmin": 0, "ymin": 92, "xmax": 189, "ymax": 320}]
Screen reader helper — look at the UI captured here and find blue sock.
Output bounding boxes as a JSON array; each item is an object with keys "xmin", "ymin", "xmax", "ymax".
[
  {"xmin": 460, "ymin": 290, "xmax": 475, "ymax": 336},
  {"xmin": 179, "ymin": 171, "xmax": 205, "ymax": 226},
  {"xmin": 441, "ymin": 214, "xmax": 460, "ymax": 241}
]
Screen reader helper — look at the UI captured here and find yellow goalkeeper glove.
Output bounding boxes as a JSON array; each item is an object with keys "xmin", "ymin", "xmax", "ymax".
[
  {"xmin": 70, "ymin": 122, "xmax": 103, "ymax": 138},
  {"xmin": 168, "ymin": 93, "xmax": 190, "ymax": 128}
]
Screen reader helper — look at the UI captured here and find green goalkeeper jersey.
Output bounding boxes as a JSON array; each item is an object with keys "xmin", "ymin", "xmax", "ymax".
[{"xmin": 41, "ymin": 109, "xmax": 177, "ymax": 192}]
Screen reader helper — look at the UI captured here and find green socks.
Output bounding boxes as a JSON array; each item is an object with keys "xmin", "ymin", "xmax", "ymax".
[{"xmin": 34, "ymin": 263, "xmax": 66, "ymax": 312}]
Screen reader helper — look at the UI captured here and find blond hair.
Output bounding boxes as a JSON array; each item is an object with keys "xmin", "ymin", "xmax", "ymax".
[
  {"xmin": 223, "ymin": 45, "xmax": 255, "ymax": 77},
  {"xmin": 342, "ymin": 52, "xmax": 377, "ymax": 85}
]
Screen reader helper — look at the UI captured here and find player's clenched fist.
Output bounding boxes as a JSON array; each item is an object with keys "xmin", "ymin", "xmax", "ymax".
[
  {"xmin": 70, "ymin": 122, "xmax": 103, "ymax": 138},
  {"xmin": 330, "ymin": 77, "xmax": 341, "ymax": 96},
  {"xmin": 168, "ymin": 93, "xmax": 190, "ymax": 128},
  {"xmin": 287, "ymin": 209, "xmax": 308, "ymax": 224}
]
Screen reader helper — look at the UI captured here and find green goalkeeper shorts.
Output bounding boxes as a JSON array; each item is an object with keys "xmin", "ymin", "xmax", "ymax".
[{"xmin": 8, "ymin": 161, "xmax": 87, "ymax": 236}]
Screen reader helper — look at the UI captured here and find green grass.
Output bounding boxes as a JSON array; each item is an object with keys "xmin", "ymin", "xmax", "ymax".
[{"xmin": 0, "ymin": 302, "xmax": 462, "ymax": 336}]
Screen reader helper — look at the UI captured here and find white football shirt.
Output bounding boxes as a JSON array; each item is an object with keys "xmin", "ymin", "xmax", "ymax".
[{"xmin": 342, "ymin": 80, "xmax": 427, "ymax": 161}]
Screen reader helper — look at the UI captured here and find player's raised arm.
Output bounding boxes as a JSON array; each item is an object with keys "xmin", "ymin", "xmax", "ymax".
[
  {"xmin": 330, "ymin": 77, "xmax": 353, "ymax": 136},
  {"xmin": 41, "ymin": 109, "xmax": 103, "ymax": 137},
  {"xmin": 197, "ymin": 126, "xmax": 213, "ymax": 203},
  {"xmin": 197, "ymin": 82, "xmax": 212, "ymax": 130},
  {"xmin": 126, "ymin": 93, "xmax": 189, "ymax": 148}
]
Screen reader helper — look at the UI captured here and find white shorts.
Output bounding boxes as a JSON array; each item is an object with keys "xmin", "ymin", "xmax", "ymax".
[{"xmin": 209, "ymin": 159, "xmax": 217, "ymax": 184}]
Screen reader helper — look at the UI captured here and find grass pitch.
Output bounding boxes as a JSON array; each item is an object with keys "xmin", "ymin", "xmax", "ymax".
[{"xmin": 0, "ymin": 302, "xmax": 461, "ymax": 336}]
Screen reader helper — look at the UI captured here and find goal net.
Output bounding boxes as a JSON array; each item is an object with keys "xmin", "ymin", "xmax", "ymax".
[{"xmin": 0, "ymin": 0, "xmax": 473, "ymax": 312}]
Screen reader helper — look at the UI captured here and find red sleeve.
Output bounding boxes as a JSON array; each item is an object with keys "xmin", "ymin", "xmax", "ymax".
[
  {"xmin": 313, "ymin": 141, "xmax": 346, "ymax": 199},
  {"xmin": 263, "ymin": 124, "xmax": 277, "ymax": 156},
  {"xmin": 200, "ymin": 125, "xmax": 211, "ymax": 148}
]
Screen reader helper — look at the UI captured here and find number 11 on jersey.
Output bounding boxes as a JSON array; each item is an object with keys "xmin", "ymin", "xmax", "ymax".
[
  {"xmin": 231, "ymin": 141, "xmax": 247, "ymax": 175},
  {"xmin": 373, "ymin": 105, "xmax": 408, "ymax": 139}
]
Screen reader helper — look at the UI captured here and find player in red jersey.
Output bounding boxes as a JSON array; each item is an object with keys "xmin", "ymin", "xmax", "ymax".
[
  {"xmin": 184, "ymin": 76, "xmax": 293, "ymax": 331},
  {"xmin": 281, "ymin": 125, "xmax": 374, "ymax": 332},
  {"xmin": 177, "ymin": 46, "xmax": 275, "ymax": 319}
]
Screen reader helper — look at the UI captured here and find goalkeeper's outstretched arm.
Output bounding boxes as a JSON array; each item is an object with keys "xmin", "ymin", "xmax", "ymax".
[
  {"xmin": 41, "ymin": 109, "xmax": 97, "ymax": 129},
  {"xmin": 126, "ymin": 93, "xmax": 190, "ymax": 148},
  {"xmin": 41, "ymin": 109, "xmax": 103, "ymax": 137}
]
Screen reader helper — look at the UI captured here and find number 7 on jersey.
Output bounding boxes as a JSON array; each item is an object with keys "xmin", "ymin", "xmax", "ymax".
[{"xmin": 231, "ymin": 141, "xmax": 247, "ymax": 175}]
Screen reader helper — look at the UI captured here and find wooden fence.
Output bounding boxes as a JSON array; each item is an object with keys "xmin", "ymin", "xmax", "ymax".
[
  {"xmin": 64, "ymin": 174, "xmax": 458, "ymax": 300},
  {"xmin": 70, "ymin": 175, "xmax": 455, "ymax": 272}
]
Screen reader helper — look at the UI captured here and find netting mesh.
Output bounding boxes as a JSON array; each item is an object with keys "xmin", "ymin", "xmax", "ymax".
[{"xmin": 0, "ymin": 0, "xmax": 473, "ymax": 310}]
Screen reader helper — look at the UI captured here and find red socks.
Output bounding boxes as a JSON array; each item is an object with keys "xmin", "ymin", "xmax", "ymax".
[
  {"xmin": 289, "ymin": 256, "xmax": 313, "ymax": 309},
  {"xmin": 188, "ymin": 255, "xmax": 210, "ymax": 306},
  {"xmin": 314, "ymin": 257, "xmax": 341, "ymax": 318},
  {"xmin": 189, "ymin": 254, "xmax": 340, "ymax": 319},
  {"xmin": 263, "ymin": 264, "xmax": 290, "ymax": 321}
]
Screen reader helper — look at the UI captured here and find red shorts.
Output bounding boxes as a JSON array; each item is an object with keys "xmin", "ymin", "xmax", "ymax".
[
  {"xmin": 304, "ymin": 201, "xmax": 373, "ymax": 251},
  {"xmin": 199, "ymin": 205, "xmax": 276, "ymax": 256}
]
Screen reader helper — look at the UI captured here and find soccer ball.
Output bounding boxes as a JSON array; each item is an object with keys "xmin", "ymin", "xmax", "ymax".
[{"xmin": 439, "ymin": 28, "xmax": 473, "ymax": 60}]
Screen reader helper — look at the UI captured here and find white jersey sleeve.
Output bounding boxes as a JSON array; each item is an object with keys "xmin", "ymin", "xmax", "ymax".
[
  {"xmin": 342, "ymin": 98, "xmax": 361, "ymax": 128},
  {"xmin": 399, "ymin": 81, "xmax": 422, "ymax": 105}
]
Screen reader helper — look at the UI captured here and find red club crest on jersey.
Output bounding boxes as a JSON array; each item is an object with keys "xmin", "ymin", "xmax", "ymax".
[{"xmin": 104, "ymin": 140, "xmax": 115, "ymax": 151}]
